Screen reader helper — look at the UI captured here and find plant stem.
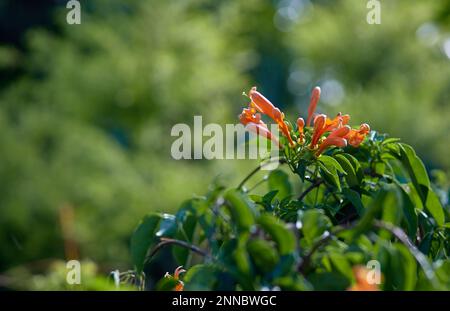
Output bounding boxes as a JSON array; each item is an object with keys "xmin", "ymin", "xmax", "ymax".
[
  {"xmin": 298, "ymin": 224, "xmax": 353, "ymax": 273},
  {"xmin": 237, "ymin": 158, "xmax": 286, "ymax": 190},
  {"xmin": 298, "ymin": 178, "xmax": 323, "ymax": 201},
  {"xmin": 147, "ymin": 237, "xmax": 211, "ymax": 261}
]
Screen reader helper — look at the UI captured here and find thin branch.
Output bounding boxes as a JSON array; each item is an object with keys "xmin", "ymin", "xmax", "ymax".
[
  {"xmin": 147, "ymin": 237, "xmax": 211, "ymax": 261},
  {"xmin": 298, "ymin": 224, "xmax": 352, "ymax": 273},
  {"xmin": 237, "ymin": 158, "xmax": 286, "ymax": 190},
  {"xmin": 246, "ymin": 177, "xmax": 268, "ymax": 193},
  {"xmin": 297, "ymin": 178, "xmax": 323, "ymax": 201}
]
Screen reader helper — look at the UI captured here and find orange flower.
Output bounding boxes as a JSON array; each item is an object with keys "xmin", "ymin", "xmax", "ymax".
[
  {"xmin": 316, "ymin": 125, "xmax": 351, "ymax": 155},
  {"xmin": 310, "ymin": 113, "xmax": 352, "ymax": 149},
  {"xmin": 323, "ymin": 113, "xmax": 350, "ymax": 132},
  {"xmin": 248, "ymin": 87, "xmax": 295, "ymax": 146},
  {"xmin": 164, "ymin": 266, "xmax": 186, "ymax": 291},
  {"xmin": 347, "ymin": 266, "xmax": 380, "ymax": 291},
  {"xmin": 306, "ymin": 86, "xmax": 321, "ymax": 127},
  {"xmin": 239, "ymin": 107, "xmax": 278, "ymax": 145},
  {"xmin": 310, "ymin": 114, "xmax": 327, "ymax": 148},
  {"xmin": 316, "ymin": 137, "xmax": 347, "ymax": 155},
  {"xmin": 344, "ymin": 123, "xmax": 371, "ymax": 147}
]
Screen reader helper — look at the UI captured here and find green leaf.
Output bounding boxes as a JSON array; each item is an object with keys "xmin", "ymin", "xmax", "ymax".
[
  {"xmin": 319, "ymin": 155, "xmax": 346, "ymax": 174},
  {"xmin": 335, "ymin": 154, "xmax": 358, "ymax": 187},
  {"xmin": 318, "ymin": 161, "xmax": 341, "ymax": 191},
  {"xmin": 155, "ymin": 277, "xmax": 180, "ymax": 291},
  {"xmin": 268, "ymin": 169, "xmax": 292, "ymax": 200},
  {"xmin": 299, "ymin": 209, "xmax": 332, "ymax": 245},
  {"xmin": 173, "ymin": 202, "xmax": 197, "ymax": 266},
  {"xmin": 295, "ymin": 160, "xmax": 308, "ymax": 182},
  {"xmin": 308, "ymin": 272, "xmax": 350, "ymax": 290},
  {"xmin": 378, "ymin": 243, "xmax": 417, "ymax": 290},
  {"xmin": 398, "ymin": 143, "xmax": 430, "ymax": 203},
  {"xmin": 257, "ymin": 214, "xmax": 296, "ymax": 255},
  {"xmin": 269, "ymin": 254, "xmax": 297, "ymax": 278},
  {"xmin": 224, "ymin": 189, "xmax": 256, "ymax": 232},
  {"xmin": 233, "ymin": 235, "xmax": 253, "ymax": 279},
  {"xmin": 327, "ymin": 252, "xmax": 353, "ymax": 280},
  {"xmin": 183, "ymin": 264, "xmax": 218, "ymax": 290},
  {"xmin": 396, "ymin": 185, "xmax": 418, "ymax": 239},
  {"xmin": 381, "ymin": 137, "xmax": 401, "ymax": 145},
  {"xmin": 425, "ymin": 189, "xmax": 445, "ymax": 226},
  {"xmin": 247, "ymin": 238, "xmax": 279, "ymax": 273},
  {"xmin": 342, "ymin": 188, "xmax": 365, "ymax": 216},
  {"xmin": 342, "ymin": 153, "xmax": 364, "ymax": 183},
  {"xmin": 374, "ymin": 162, "xmax": 386, "ymax": 175},
  {"xmin": 130, "ymin": 213, "xmax": 162, "ymax": 274},
  {"xmin": 353, "ymin": 185, "xmax": 396, "ymax": 237}
]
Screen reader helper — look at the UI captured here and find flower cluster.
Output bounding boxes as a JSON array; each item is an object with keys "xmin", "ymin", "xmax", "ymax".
[{"xmin": 239, "ymin": 86, "xmax": 370, "ymax": 156}]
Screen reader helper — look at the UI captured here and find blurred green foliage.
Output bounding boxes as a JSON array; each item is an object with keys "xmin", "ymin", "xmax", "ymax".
[{"xmin": 0, "ymin": 0, "xmax": 449, "ymax": 289}]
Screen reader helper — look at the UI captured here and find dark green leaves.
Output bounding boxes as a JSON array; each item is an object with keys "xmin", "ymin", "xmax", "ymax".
[
  {"xmin": 131, "ymin": 213, "xmax": 164, "ymax": 274},
  {"xmin": 335, "ymin": 154, "xmax": 359, "ymax": 187},
  {"xmin": 378, "ymin": 243, "xmax": 417, "ymax": 290},
  {"xmin": 399, "ymin": 143, "xmax": 430, "ymax": 196},
  {"xmin": 396, "ymin": 143, "xmax": 444, "ymax": 226},
  {"xmin": 342, "ymin": 188, "xmax": 364, "ymax": 216},
  {"xmin": 318, "ymin": 155, "xmax": 345, "ymax": 191},
  {"xmin": 352, "ymin": 185, "xmax": 396, "ymax": 237},
  {"xmin": 173, "ymin": 202, "xmax": 198, "ymax": 265},
  {"xmin": 425, "ymin": 189, "xmax": 445, "ymax": 226}
]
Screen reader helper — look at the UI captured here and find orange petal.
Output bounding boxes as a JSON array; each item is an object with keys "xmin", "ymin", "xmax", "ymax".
[
  {"xmin": 306, "ymin": 86, "xmax": 321, "ymax": 126},
  {"xmin": 310, "ymin": 114, "xmax": 327, "ymax": 147},
  {"xmin": 359, "ymin": 123, "xmax": 370, "ymax": 134},
  {"xmin": 245, "ymin": 122, "xmax": 279, "ymax": 146},
  {"xmin": 316, "ymin": 136, "xmax": 347, "ymax": 155},
  {"xmin": 175, "ymin": 282, "xmax": 184, "ymax": 291},
  {"xmin": 328, "ymin": 125, "xmax": 351, "ymax": 138},
  {"xmin": 248, "ymin": 87, "xmax": 294, "ymax": 146},
  {"xmin": 248, "ymin": 87, "xmax": 277, "ymax": 120},
  {"xmin": 297, "ymin": 117, "xmax": 305, "ymax": 133}
]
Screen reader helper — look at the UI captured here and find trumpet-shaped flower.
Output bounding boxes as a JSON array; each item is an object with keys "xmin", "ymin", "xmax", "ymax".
[
  {"xmin": 310, "ymin": 114, "xmax": 327, "ymax": 148},
  {"xmin": 316, "ymin": 125, "xmax": 351, "ymax": 155},
  {"xmin": 239, "ymin": 107, "xmax": 278, "ymax": 144},
  {"xmin": 306, "ymin": 87, "xmax": 321, "ymax": 126},
  {"xmin": 248, "ymin": 87, "xmax": 295, "ymax": 146}
]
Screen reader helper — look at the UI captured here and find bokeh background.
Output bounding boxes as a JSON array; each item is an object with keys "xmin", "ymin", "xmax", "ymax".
[{"xmin": 0, "ymin": 0, "xmax": 449, "ymax": 289}]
